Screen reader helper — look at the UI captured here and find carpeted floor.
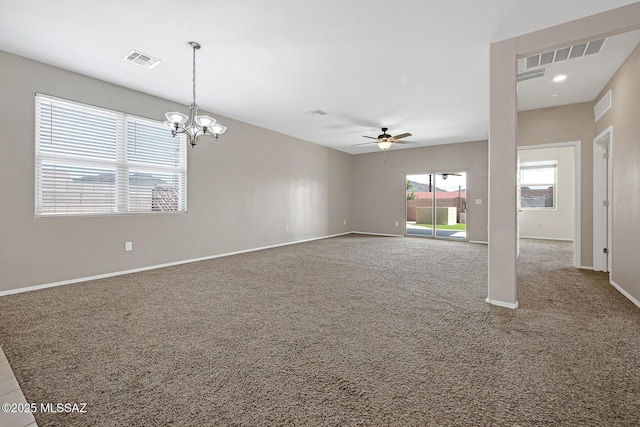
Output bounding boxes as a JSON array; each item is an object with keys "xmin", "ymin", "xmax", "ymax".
[{"xmin": 0, "ymin": 235, "xmax": 639, "ymax": 426}]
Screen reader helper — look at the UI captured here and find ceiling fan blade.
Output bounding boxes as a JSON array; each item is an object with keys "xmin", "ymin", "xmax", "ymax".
[
  {"xmin": 393, "ymin": 140, "xmax": 419, "ymax": 145},
  {"xmin": 362, "ymin": 135, "xmax": 379, "ymax": 140},
  {"xmin": 392, "ymin": 132, "xmax": 412, "ymax": 140},
  {"xmin": 350, "ymin": 141, "xmax": 377, "ymax": 146}
]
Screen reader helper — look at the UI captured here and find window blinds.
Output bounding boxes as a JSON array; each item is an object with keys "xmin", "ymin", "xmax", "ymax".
[{"xmin": 35, "ymin": 94, "xmax": 187, "ymax": 216}]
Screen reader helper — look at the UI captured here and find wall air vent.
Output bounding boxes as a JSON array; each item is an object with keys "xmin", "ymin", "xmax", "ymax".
[
  {"xmin": 123, "ymin": 50, "xmax": 161, "ymax": 69},
  {"xmin": 594, "ymin": 90, "xmax": 612, "ymax": 122}
]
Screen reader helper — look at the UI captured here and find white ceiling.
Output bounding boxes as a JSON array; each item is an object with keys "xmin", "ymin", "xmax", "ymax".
[{"xmin": 1, "ymin": 0, "xmax": 638, "ymax": 154}]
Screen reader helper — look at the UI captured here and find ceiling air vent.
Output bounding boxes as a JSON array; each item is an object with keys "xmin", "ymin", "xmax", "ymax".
[
  {"xmin": 306, "ymin": 109, "xmax": 327, "ymax": 116},
  {"xmin": 123, "ymin": 50, "xmax": 161, "ymax": 69},
  {"xmin": 517, "ymin": 67, "xmax": 546, "ymax": 82},
  {"xmin": 521, "ymin": 38, "xmax": 606, "ymax": 71}
]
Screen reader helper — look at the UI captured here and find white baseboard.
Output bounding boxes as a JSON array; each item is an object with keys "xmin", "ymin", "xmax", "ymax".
[
  {"xmin": 352, "ymin": 231, "xmax": 404, "ymax": 237},
  {"xmin": 486, "ymin": 297, "xmax": 519, "ymax": 309},
  {"xmin": 610, "ymin": 279, "xmax": 640, "ymax": 309},
  {"xmin": 469, "ymin": 240, "xmax": 488, "ymax": 245},
  {"xmin": 0, "ymin": 232, "xmax": 353, "ymax": 297},
  {"xmin": 578, "ymin": 266, "xmax": 594, "ymax": 270}
]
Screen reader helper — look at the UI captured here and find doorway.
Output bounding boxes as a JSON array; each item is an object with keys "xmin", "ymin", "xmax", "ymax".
[
  {"xmin": 406, "ymin": 172, "xmax": 467, "ymax": 240},
  {"xmin": 518, "ymin": 142, "xmax": 581, "ymax": 268}
]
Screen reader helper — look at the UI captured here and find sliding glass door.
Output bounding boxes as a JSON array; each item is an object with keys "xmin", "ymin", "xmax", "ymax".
[{"xmin": 406, "ymin": 172, "xmax": 467, "ymax": 240}]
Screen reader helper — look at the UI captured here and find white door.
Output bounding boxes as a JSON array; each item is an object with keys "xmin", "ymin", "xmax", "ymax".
[
  {"xmin": 593, "ymin": 128, "xmax": 612, "ymax": 272},
  {"xmin": 517, "ymin": 153, "xmax": 521, "ymax": 258},
  {"xmin": 602, "ymin": 149, "xmax": 609, "ymax": 271}
]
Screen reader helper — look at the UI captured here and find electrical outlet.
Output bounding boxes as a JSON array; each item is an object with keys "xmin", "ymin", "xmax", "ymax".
[
  {"xmin": 125, "ymin": 241, "xmax": 133, "ymax": 252},
  {"xmin": 395, "ymin": 221, "xmax": 399, "ymax": 226},
  {"xmin": 475, "ymin": 199, "xmax": 482, "ymax": 205},
  {"xmin": 285, "ymin": 225, "xmax": 289, "ymax": 232},
  {"xmin": 343, "ymin": 220, "xmax": 347, "ymax": 225}
]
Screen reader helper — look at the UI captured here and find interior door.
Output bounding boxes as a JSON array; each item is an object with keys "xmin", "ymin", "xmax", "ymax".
[
  {"xmin": 517, "ymin": 153, "xmax": 521, "ymax": 258},
  {"xmin": 601, "ymin": 146, "xmax": 609, "ymax": 271},
  {"xmin": 593, "ymin": 131, "xmax": 611, "ymax": 272}
]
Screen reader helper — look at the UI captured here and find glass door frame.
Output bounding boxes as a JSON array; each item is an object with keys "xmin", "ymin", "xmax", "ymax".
[{"xmin": 405, "ymin": 171, "xmax": 468, "ymax": 241}]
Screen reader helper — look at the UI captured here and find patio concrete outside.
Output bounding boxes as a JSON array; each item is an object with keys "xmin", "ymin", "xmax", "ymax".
[{"xmin": 406, "ymin": 222, "xmax": 467, "ymax": 239}]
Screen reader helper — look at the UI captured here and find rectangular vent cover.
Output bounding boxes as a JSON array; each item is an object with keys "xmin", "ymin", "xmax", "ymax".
[
  {"xmin": 124, "ymin": 50, "xmax": 161, "ymax": 69},
  {"xmin": 517, "ymin": 67, "xmax": 546, "ymax": 82},
  {"xmin": 519, "ymin": 38, "xmax": 606, "ymax": 73},
  {"xmin": 594, "ymin": 90, "xmax": 612, "ymax": 122}
]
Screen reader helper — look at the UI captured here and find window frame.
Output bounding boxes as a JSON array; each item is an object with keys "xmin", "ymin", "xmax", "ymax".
[
  {"xmin": 519, "ymin": 160, "xmax": 557, "ymax": 210},
  {"xmin": 35, "ymin": 93, "xmax": 187, "ymax": 217}
]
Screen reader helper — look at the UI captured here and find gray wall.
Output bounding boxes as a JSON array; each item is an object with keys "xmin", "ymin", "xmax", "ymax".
[
  {"xmin": 352, "ymin": 141, "xmax": 488, "ymax": 242},
  {"xmin": 595, "ymin": 42, "xmax": 640, "ymax": 304},
  {"xmin": 518, "ymin": 103, "xmax": 595, "ymax": 265},
  {"xmin": 0, "ymin": 50, "xmax": 353, "ymax": 292}
]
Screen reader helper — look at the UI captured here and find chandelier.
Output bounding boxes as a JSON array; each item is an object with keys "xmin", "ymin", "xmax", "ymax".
[{"xmin": 164, "ymin": 42, "xmax": 227, "ymax": 147}]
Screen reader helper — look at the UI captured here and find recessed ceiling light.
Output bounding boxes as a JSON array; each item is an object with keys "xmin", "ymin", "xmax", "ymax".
[
  {"xmin": 553, "ymin": 75, "xmax": 567, "ymax": 82},
  {"xmin": 550, "ymin": 93, "xmax": 560, "ymax": 98}
]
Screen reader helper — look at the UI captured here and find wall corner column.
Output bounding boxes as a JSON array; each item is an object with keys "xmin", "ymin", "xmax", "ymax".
[{"xmin": 487, "ymin": 38, "xmax": 518, "ymax": 308}]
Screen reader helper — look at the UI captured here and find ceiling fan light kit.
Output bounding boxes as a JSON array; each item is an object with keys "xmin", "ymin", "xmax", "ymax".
[
  {"xmin": 377, "ymin": 140, "xmax": 393, "ymax": 150},
  {"xmin": 351, "ymin": 127, "xmax": 417, "ymax": 150},
  {"xmin": 164, "ymin": 42, "xmax": 227, "ymax": 147}
]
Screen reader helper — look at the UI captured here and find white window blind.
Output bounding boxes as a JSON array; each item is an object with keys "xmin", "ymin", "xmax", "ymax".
[{"xmin": 35, "ymin": 94, "xmax": 187, "ymax": 216}]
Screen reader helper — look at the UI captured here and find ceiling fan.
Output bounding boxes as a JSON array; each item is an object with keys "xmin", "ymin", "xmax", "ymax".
[
  {"xmin": 351, "ymin": 127, "xmax": 418, "ymax": 150},
  {"xmin": 440, "ymin": 173, "xmax": 462, "ymax": 180}
]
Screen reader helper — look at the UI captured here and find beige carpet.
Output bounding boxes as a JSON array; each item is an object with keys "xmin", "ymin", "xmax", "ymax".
[{"xmin": 0, "ymin": 235, "xmax": 639, "ymax": 426}]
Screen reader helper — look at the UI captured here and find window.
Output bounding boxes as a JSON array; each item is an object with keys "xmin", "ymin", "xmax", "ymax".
[
  {"xmin": 520, "ymin": 160, "xmax": 556, "ymax": 209},
  {"xmin": 35, "ymin": 94, "xmax": 187, "ymax": 216}
]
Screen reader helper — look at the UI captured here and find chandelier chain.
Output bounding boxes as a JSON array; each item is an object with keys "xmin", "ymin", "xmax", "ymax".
[{"xmin": 192, "ymin": 45, "xmax": 197, "ymax": 105}]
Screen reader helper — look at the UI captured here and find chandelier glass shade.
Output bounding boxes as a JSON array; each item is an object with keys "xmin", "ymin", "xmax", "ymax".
[{"xmin": 164, "ymin": 42, "xmax": 227, "ymax": 147}]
